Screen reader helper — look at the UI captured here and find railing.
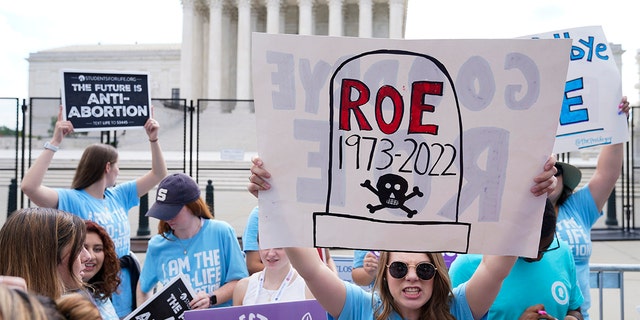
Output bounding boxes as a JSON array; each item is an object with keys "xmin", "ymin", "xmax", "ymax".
[
  {"xmin": 590, "ymin": 263, "xmax": 640, "ymax": 320},
  {"xmin": 336, "ymin": 255, "xmax": 640, "ymax": 319}
]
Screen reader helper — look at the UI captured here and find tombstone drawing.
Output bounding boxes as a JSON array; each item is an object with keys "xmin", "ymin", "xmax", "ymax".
[{"xmin": 313, "ymin": 50, "xmax": 472, "ymax": 253}]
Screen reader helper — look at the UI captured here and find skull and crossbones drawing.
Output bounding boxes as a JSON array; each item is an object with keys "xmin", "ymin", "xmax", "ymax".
[{"xmin": 360, "ymin": 173, "xmax": 424, "ymax": 218}]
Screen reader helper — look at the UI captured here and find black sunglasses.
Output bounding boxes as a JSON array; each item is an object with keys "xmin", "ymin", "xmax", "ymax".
[
  {"xmin": 540, "ymin": 235, "xmax": 560, "ymax": 254},
  {"xmin": 387, "ymin": 261, "xmax": 437, "ymax": 280}
]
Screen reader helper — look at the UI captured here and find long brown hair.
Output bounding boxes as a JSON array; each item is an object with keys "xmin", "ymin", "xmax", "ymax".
[
  {"xmin": 84, "ymin": 220, "xmax": 121, "ymax": 299},
  {"xmin": 158, "ymin": 197, "xmax": 214, "ymax": 239},
  {"xmin": 0, "ymin": 208, "xmax": 86, "ymax": 300},
  {"xmin": 373, "ymin": 251, "xmax": 455, "ymax": 320},
  {"xmin": 71, "ymin": 143, "xmax": 118, "ymax": 190}
]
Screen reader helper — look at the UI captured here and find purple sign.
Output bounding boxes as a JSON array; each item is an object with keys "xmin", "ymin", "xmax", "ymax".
[
  {"xmin": 184, "ymin": 299, "xmax": 327, "ymax": 320},
  {"xmin": 443, "ymin": 252, "xmax": 458, "ymax": 268}
]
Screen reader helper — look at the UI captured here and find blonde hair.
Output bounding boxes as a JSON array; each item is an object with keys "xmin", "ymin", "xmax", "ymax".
[
  {"xmin": 373, "ymin": 251, "xmax": 455, "ymax": 320},
  {"xmin": 56, "ymin": 293, "xmax": 102, "ymax": 320},
  {"xmin": 0, "ymin": 285, "xmax": 49, "ymax": 320}
]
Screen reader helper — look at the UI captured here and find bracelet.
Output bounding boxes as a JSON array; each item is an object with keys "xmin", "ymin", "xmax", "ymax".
[
  {"xmin": 43, "ymin": 141, "xmax": 59, "ymax": 152},
  {"xmin": 149, "ymin": 138, "xmax": 158, "ymax": 143}
]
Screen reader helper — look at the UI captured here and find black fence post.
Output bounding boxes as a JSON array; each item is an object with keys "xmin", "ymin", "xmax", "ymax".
[
  {"xmin": 605, "ymin": 189, "xmax": 618, "ymax": 226},
  {"xmin": 206, "ymin": 179, "xmax": 214, "ymax": 217},
  {"xmin": 137, "ymin": 194, "xmax": 150, "ymax": 236},
  {"xmin": 7, "ymin": 178, "xmax": 17, "ymax": 216}
]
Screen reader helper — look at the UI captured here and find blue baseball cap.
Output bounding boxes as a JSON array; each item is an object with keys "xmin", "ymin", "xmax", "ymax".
[{"xmin": 146, "ymin": 173, "xmax": 201, "ymax": 221}]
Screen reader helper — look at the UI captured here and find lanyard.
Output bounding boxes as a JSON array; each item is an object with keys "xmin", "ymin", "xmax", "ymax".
[{"xmin": 255, "ymin": 267, "xmax": 295, "ymax": 304}]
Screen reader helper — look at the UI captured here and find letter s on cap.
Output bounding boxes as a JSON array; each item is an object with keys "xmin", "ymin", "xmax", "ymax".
[{"xmin": 157, "ymin": 188, "xmax": 167, "ymax": 201}]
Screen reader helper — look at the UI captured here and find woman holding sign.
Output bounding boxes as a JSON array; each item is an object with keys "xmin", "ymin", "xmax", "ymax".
[
  {"xmin": 20, "ymin": 106, "xmax": 168, "ymax": 318},
  {"xmin": 247, "ymin": 156, "xmax": 558, "ymax": 320},
  {"xmin": 550, "ymin": 96, "xmax": 630, "ymax": 320}
]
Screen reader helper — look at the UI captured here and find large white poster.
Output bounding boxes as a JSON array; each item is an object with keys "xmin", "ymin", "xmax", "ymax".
[
  {"xmin": 525, "ymin": 26, "xmax": 628, "ymax": 153},
  {"xmin": 252, "ymin": 33, "xmax": 571, "ymax": 257}
]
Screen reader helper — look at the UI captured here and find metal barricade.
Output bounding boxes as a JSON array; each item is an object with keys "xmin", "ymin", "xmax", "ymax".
[{"xmin": 590, "ymin": 263, "xmax": 640, "ymax": 319}]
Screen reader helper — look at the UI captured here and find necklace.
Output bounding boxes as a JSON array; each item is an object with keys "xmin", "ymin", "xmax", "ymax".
[
  {"xmin": 173, "ymin": 218, "xmax": 203, "ymax": 255},
  {"xmin": 175, "ymin": 236, "xmax": 195, "ymax": 255},
  {"xmin": 255, "ymin": 267, "xmax": 295, "ymax": 304}
]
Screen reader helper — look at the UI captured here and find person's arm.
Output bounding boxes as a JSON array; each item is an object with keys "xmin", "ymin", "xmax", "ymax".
[
  {"xmin": 351, "ymin": 252, "xmax": 378, "ymax": 286},
  {"xmin": 285, "ymin": 247, "xmax": 346, "ymax": 318},
  {"xmin": 323, "ymin": 248, "xmax": 338, "ymax": 273},
  {"xmin": 304, "ymin": 284, "xmax": 315, "ymax": 300},
  {"xmin": 465, "ymin": 255, "xmax": 517, "ymax": 320},
  {"xmin": 588, "ymin": 96, "xmax": 629, "ymax": 211},
  {"xmin": 135, "ymin": 282, "xmax": 152, "ymax": 307},
  {"xmin": 0, "ymin": 275, "xmax": 27, "ymax": 291},
  {"xmin": 232, "ymin": 277, "xmax": 249, "ymax": 306},
  {"xmin": 210, "ymin": 279, "xmax": 239, "ymax": 306},
  {"xmin": 518, "ymin": 304, "xmax": 556, "ymax": 320},
  {"xmin": 245, "ymin": 251, "xmax": 264, "ymax": 274},
  {"xmin": 20, "ymin": 107, "xmax": 72, "ymax": 208},
  {"xmin": 135, "ymin": 117, "xmax": 168, "ymax": 197},
  {"xmin": 565, "ymin": 308, "xmax": 583, "ymax": 320}
]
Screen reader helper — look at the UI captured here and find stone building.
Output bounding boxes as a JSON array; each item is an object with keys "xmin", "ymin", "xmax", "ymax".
[{"xmin": 27, "ymin": 0, "xmax": 409, "ymax": 101}]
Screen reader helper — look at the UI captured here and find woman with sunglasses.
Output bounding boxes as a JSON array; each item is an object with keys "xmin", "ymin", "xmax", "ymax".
[
  {"xmin": 550, "ymin": 96, "xmax": 629, "ymax": 320},
  {"xmin": 449, "ymin": 199, "xmax": 583, "ymax": 320},
  {"xmin": 247, "ymin": 156, "xmax": 558, "ymax": 320}
]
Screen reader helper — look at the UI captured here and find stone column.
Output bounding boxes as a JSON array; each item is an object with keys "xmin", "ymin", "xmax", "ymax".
[
  {"xmin": 298, "ymin": 0, "xmax": 313, "ymax": 35},
  {"xmin": 328, "ymin": 0, "xmax": 343, "ymax": 36},
  {"xmin": 236, "ymin": 0, "xmax": 252, "ymax": 99},
  {"xmin": 180, "ymin": 0, "xmax": 196, "ymax": 101},
  {"xmin": 388, "ymin": 0, "xmax": 404, "ymax": 39},
  {"xmin": 358, "ymin": 0, "xmax": 372, "ymax": 38},
  {"xmin": 208, "ymin": 0, "xmax": 223, "ymax": 99},
  {"xmin": 191, "ymin": 5, "xmax": 205, "ymax": 99},
  {"xmin": 266, "ymin": 0, "xmax": 281, "ymax": 34}
]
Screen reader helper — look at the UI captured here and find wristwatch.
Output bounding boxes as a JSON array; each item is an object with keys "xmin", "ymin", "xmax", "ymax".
[
  {"xmin": 43, "ymin": 141, "xmax": 59, "ymax": 152},
  {"xmin": 209, "ymin": 294, "xmax": 217, "ymax": 306}
]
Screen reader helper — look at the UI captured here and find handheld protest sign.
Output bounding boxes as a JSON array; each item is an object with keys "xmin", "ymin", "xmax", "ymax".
[
  {"xmin": 252, "ymin": 33, "xmax": 571, "ymax": 257},
  {"xmin": 61, "ymin": 69, "xmax": 151, "ymax": 132},
  {"xmin": 184, "ymin": 299, "xmax": 327, "ymax": 320},
  {"xmin": 124, "ymin": 274, "xmax": 195, "ymax": 320},
  {"xmin": 524, "ymin": 26, "xmax": 628, "ymax": 153}
]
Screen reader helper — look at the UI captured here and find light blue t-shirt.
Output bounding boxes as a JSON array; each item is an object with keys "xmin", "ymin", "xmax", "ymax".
[
  {"xmin": 242, "ymin": 206, "xmax": 259, "ymax": 252},
  {"xmin": 57, "ymin": 180, "xmax": 139, "ymax": 318},
  {"xmin": 330, "ymin": 280, "xmax": 479, "ymax": 320},
  {"xmin": 95, "ymin": 297, "xmax": 119, "ymax": 320},
  {"xmin": 449, "ymin": 241, "xmax": 583, "ymax": 320},
  {"xmin": 140, "ymin": 219, "xmax": 249, "ymax": 308},
  {"xmin": 557, "ymin": 186, "xmax": 599, "ymax": 320}
]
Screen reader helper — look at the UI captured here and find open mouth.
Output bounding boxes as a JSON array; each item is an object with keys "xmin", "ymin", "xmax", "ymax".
[{"xmin": 402, "ymin": 287, "xmax": 421, "ymax": 298}]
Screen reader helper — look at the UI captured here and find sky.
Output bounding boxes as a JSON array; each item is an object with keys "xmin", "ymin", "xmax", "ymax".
[{"xmin": 1, "ymin": 0, "xmax": 638, "ymax": 106}]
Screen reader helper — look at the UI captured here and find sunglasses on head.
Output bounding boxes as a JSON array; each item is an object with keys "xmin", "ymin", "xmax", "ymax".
[{"xmin": 387, "ymin": 261, "xmax": 437, "ymax": 280}]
